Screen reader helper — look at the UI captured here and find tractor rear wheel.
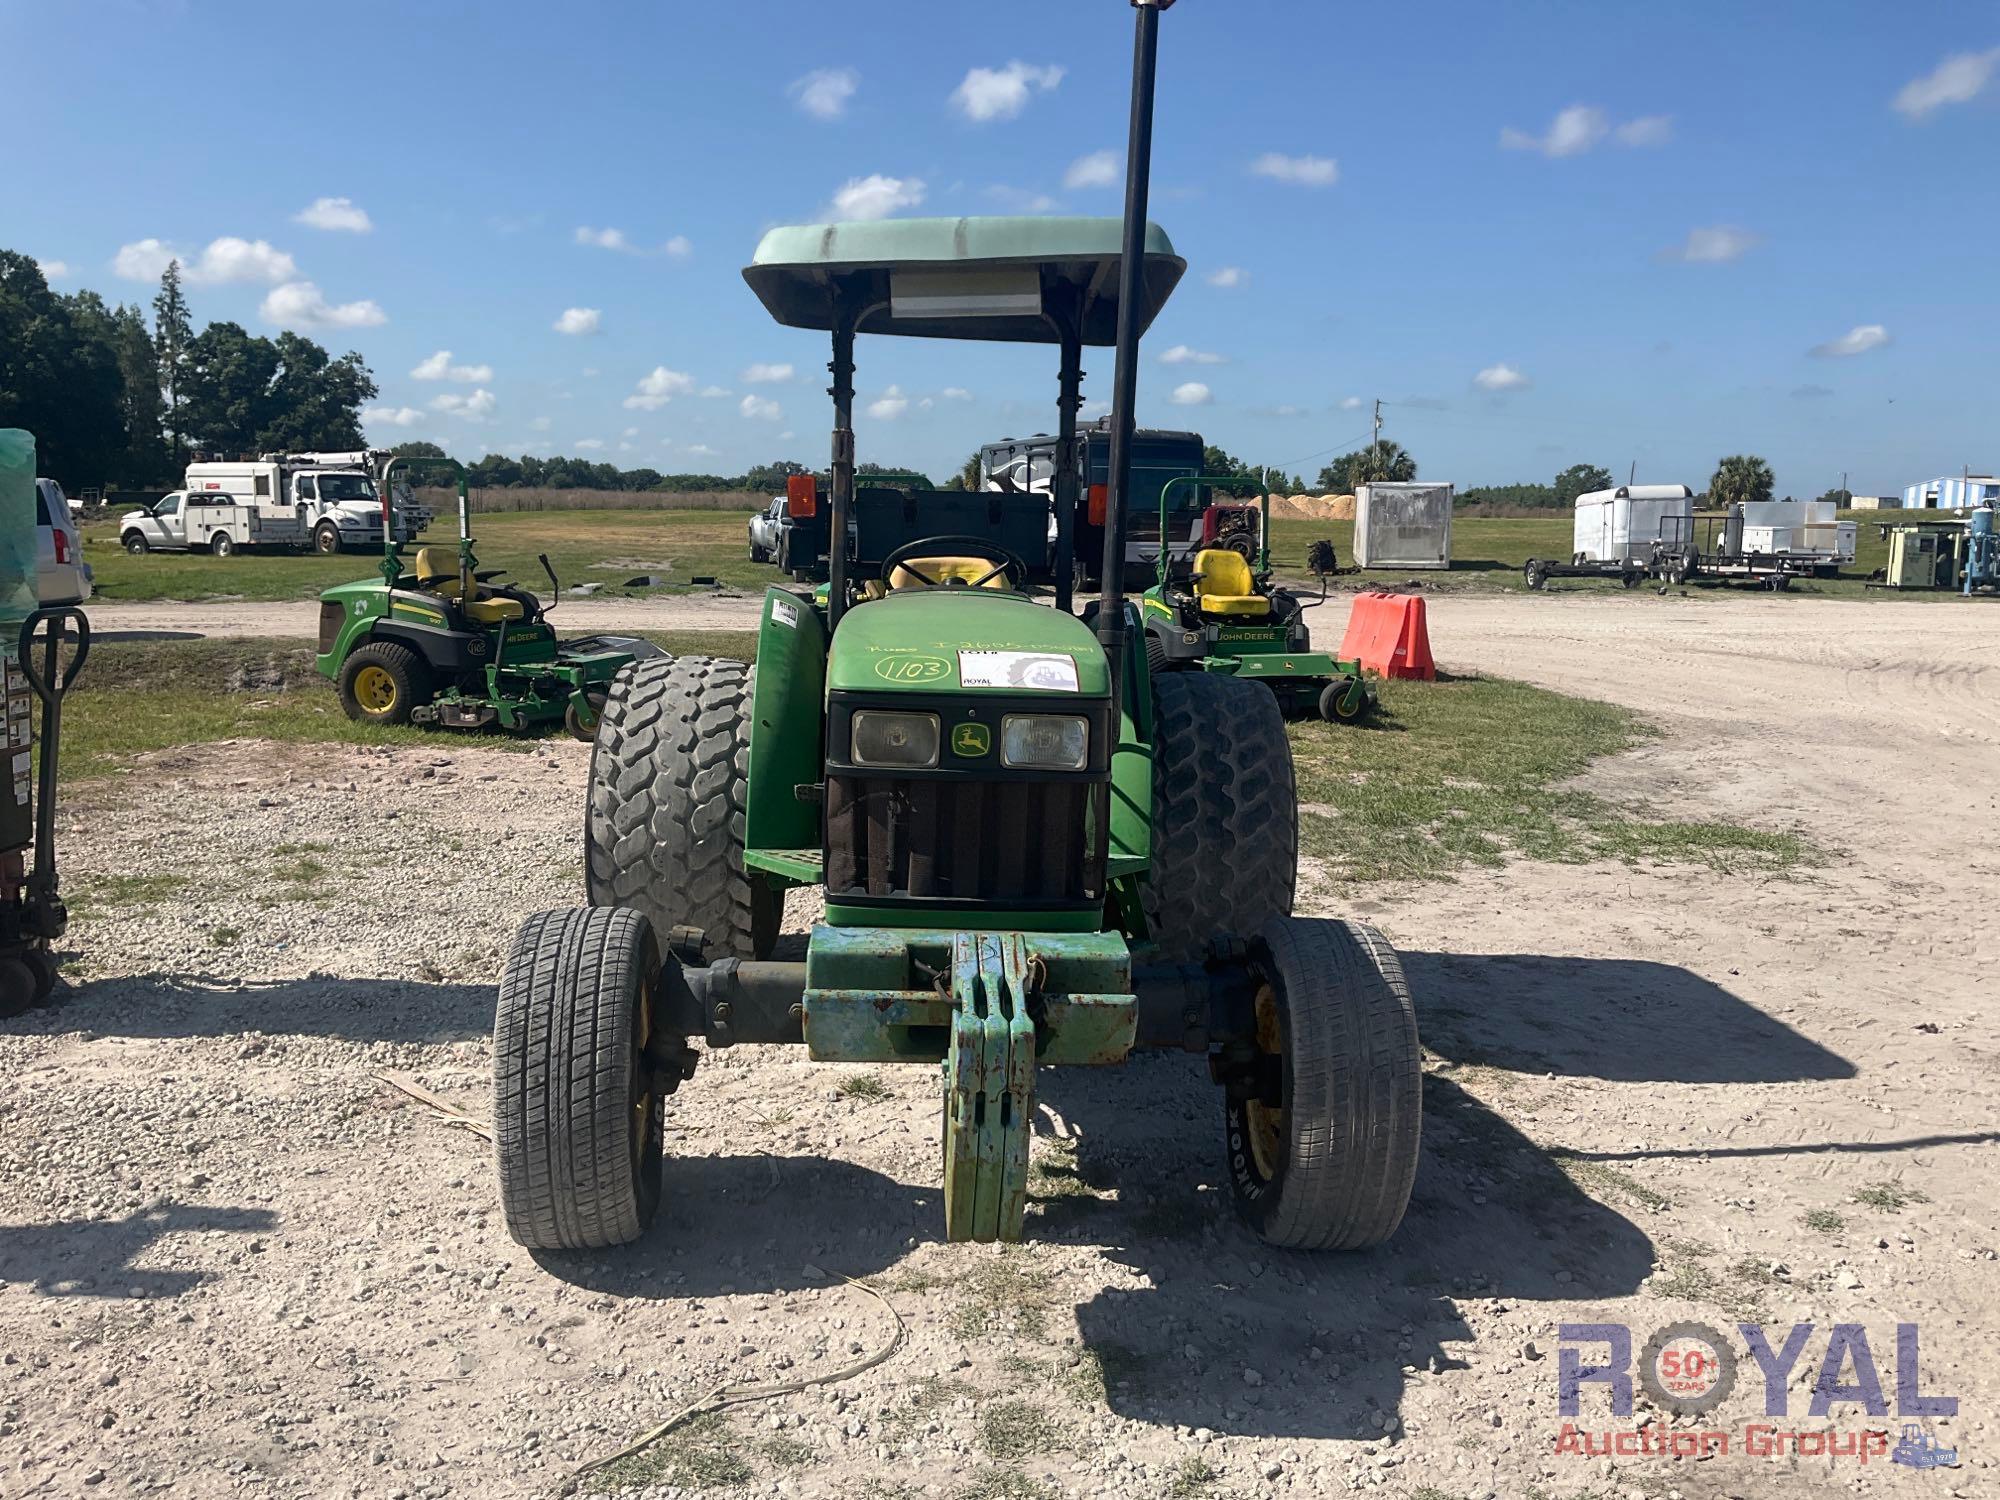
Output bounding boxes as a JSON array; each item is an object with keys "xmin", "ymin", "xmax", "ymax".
[
  {"xmin": 586, "ymin": 656, "xmax": 781, "ymax": 959},
  {"xmin": 1144, "ymin": 671, "xmax": 1295, "ymax": 962},
  {"xmin": 1227, "ymin": 916, "xmax": 1422, "ymax": 1250},
  {"xmin": 494, "ymin": 906, "xmax": 665, "ymax": 1249},
  {"xmin": 337, "ymin": 641, "xmax": 431, "ymax": 727}
]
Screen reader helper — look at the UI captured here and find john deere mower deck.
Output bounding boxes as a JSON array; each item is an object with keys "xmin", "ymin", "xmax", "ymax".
[
  {"xmin": 491, "ymin": 3, "xmax": 1421, "ymax": 1252},
  {"xmin": 315, "ymin": 456, "xmax": 651, "ymax": 739}
]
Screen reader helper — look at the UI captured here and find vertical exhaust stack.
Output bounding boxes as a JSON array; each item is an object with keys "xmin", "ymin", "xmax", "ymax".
[{"xmin": 1095, "ymin": 0, "xmax": 1172, "ymax": 687}]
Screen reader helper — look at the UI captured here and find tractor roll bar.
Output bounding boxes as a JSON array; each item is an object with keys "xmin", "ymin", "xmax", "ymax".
[
  {"xmin": 377, "ymin": 455, "xmax": 469, "ymax": 594},
  {"xmin": 1156, "ymin": 472, "xmax": 1273, "ymax": 586}
]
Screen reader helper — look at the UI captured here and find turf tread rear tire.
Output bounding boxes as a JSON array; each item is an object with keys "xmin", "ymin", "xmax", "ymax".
[
  {"xmin": 493, "ymin": 906, "xmax": 662, "ymax": 1250},
  {"xmin": 1231, "ymin": 916, "xmax": 1422, "ymax": 1250},
  {"xmin": 585, "ymin": 656, "xmax": 777, "ymax": 959},
  {"xmin": 1143, "ymin": 671, "xmax": 1296, "ymax": 962}
]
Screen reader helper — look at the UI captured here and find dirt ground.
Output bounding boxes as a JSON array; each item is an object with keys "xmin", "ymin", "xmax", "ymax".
[{"xmin": 2, "ymin": 592, "xmax": 1994, "ymax": 1500}]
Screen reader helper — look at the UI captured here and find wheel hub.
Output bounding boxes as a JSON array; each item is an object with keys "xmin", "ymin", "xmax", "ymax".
[
  {"xmin": 352, "ymin": 664, "xmax": 398, "ymax": 713},
  {"xmin": 1245, "ymin": 981, "xmax": 1286, "ymax": 1183}
]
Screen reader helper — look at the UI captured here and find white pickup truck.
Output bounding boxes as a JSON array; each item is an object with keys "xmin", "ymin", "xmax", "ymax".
[{"xmin": 118, "ymin": 491, "xmax": 308, "ymax": 556}]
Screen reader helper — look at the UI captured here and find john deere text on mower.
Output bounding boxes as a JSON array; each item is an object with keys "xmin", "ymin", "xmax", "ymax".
[
  {"xmin": 492, "ymin": 0, "xmax": 1421, "ymax": 1251},
  {"xmin": 1140, "ymin": 472, "xmax": 1376, "ymax": 723},
  {"xmin": 315, "ymin": 455, "xmax": 654, "ymax": 740}
]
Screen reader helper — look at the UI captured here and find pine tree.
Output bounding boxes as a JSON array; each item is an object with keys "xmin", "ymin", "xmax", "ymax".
[{"xmin": 152, "ymin": 259, "xmax": 192, "ymax": 465}]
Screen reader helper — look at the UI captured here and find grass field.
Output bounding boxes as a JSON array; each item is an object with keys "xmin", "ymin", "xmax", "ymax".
[
  {"xmin": 58, "ymin": 635, "xmax": 1815, "ymax": 886},
  {"xmin": 85, "ymin": 504, "xmax": 1915, "ymax": 605}
]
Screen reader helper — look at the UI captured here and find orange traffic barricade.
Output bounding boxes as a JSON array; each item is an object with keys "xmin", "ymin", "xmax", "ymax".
[{"xmin": 1337, "ymin": 592, "xmax": 1436, "ymax": 680}]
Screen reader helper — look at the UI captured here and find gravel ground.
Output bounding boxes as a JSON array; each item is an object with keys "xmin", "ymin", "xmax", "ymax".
[{"xmin": 1, "ymin": 593, "xmax": 1994, "ymax": 1500}]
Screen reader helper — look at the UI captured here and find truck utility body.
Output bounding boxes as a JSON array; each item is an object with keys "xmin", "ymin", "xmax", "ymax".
[
  {"xmin": 179, "ymin": 451, "xmax": 429, "ymax": 554},
  {"xmin": 119, "ymin": 490, "xmax": 307, "ymax": 556}
]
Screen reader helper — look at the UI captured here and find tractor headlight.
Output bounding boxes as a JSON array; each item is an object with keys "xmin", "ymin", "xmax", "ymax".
[
  {"xmin": 850, "ymin": 710, "xmax": 940, "ymax": 768},
  {"xmin": 1000, "ymin": 714, "xmax": 1089, "ymax": 770}
]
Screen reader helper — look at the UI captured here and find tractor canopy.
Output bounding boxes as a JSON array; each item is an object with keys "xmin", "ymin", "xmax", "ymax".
[{"xmin": 743, "ymin": 216, "xmax": 1185, "ymax": 345}]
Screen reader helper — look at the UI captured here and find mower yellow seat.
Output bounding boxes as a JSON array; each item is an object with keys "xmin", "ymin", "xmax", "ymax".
[
  {"xmin": 412, "ymin": 547, "xmax": 526, "ymax": 624},
  {"xmin": 888, "ymin": 555, "xmax": 1007, "ymax": 591},
  {"xmin": 1191, "ymin": 549, "xmax": 1270, "ymax": 617}
]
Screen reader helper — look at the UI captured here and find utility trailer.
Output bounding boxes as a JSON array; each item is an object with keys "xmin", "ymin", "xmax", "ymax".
[{"xmin": 1525, "ymin": 484, "xmax": 1694, "ymax": 590}]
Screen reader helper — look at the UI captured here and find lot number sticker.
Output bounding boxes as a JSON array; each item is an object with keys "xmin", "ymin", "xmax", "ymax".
[{"xmin": 957, "ymin": 651, "xmax": 1080, "ymax": 692}]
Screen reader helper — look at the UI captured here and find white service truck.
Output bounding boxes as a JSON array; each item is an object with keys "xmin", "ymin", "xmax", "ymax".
[{"xmin": 121, "ymin": 451, "xmax": 431, "ymax": 556}]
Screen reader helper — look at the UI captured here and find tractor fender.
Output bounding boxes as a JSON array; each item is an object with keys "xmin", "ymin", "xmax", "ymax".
[
  {"xmin": 370, "ymin": 618, "xmax": 487, "ymax": 678},
  {"xmin": 745, "ymin": 587, "xmax": 827, "ymax": 853}
]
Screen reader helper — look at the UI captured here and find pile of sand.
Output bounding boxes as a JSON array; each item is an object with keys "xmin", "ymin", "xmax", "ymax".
[{"xmin": 1268, "ymin": 493, "xmax": 1356, "ymax": 521}]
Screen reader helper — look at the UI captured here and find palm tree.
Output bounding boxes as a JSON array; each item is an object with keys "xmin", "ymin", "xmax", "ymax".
[
  {"xmin": 1709, "ymin": 454, "xmax": 1774, "ymax": 508},
  {"xmin": 1318, "ymin": 440, "xmax": 1416, "ymax": 492}
]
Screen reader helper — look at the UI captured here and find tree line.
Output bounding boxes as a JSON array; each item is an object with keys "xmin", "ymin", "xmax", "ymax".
[
  {"xmin": 398, "ymin": 446, "xmax": 940, "ymax": 494},
  {"xmin": 0, "ymin": 251, "xmax": 377, "ymax": 491}
]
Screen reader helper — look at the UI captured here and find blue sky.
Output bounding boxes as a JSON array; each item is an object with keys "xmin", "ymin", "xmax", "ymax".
[{"xmin": 8, "ymin": 0, "xmax": 1996, "ymax": 495}]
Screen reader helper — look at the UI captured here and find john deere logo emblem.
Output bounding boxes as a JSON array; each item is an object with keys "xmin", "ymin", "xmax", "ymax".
[{"xmin": 951, "ymin": 723, "xmax": 991, "ymax": 757}]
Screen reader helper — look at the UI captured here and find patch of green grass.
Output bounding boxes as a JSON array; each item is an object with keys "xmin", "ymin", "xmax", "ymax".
[
  {"xmin": 977, "ymin": 1398, "xmax": 1063, "ymax": 1460},
  {"xmin": 1289, "ymin": 674, "xmax": 1817, "ymax": 885},
  {"xmin": 1802, "ymin": 1208, "xmax": 1846, "ymax": 1234},
  {"xmin": 955, "ymin": 1466, "xmax": 1059, "ymax": 1500},
  {"xmin": 758, "ymin": 1433, "xmax": 815, "ymax": 1469},
  {"xmin": 588, "ymin": 1410, "xmax": 751, "ymax": 1492},
  {"xmin": 1058, "ymin": 1343, "xmax": 1148, "ymax": 1408},
  {"xmin": 72, "ymin": 872, "xmax": 190, "ymax": 913},
  {"xmin": 1028, "ymin": 1138, "xmax": 1103, "ymax": 1202},
  {"xmin": 270, "ymin": 854, "xmax": 329, "ymax": 885},
  {"xmin": 1167, "ymin": 1456, "xmax": 1219, "ymax": 1496},
  {"xmin": 1651, "ymin": 1261, "xmax": 1720, "ymax": 1303},
  {"xmin": 881, "ymin": 1373, "xmax": 975, "ymax": 1440},
  {"xmin": 54, "ymin": 633, "xmax": 758, "ymax": 778},
  {"xmin": 1550, "ymin": 1152, "xmax": 1674, "ymax": 1213},
  {"xmin": 946, "ymin": 1256, "xmax": 1062, "ymax": 1344},
  {"xmin": 1409, "ymin": 1489, "xmax": 1456, "ymax": 1500},
  {"xmin": 835, "ymin": 1073, "xmax": 888, "ymax": 1101},
  {"xmin": 858, "ymin": 1483, "xmax": 921, "ymax": 1500},
  {"xmin": 209, "ymin": 924, "xmax": 242, "ymax": 948},
  {"xmin": 1853, "ymin": 1181, "xmax": 1930, "ymax": 1212}
]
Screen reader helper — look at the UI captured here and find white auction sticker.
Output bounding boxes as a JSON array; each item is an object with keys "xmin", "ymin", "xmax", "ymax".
[
  {"xmin": 957, "ymin": 650, "xmax": 1081, "ymax": 693},
  {"xmin": 770, "ymin": 599, "xmax": 799, "ymax": 629}
]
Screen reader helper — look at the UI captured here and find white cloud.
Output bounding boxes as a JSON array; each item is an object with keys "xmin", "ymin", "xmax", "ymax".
[
  {"xmin": 624, "ymin": 366, "xmax": 696, "ymax": 410},
  {"xmin": 1501, "ymin": 104, "xmax": 1609, "ymax": 157},
  {"xmin": 575, "ymin": 225, "xmax": 636, "ymax": 252},
  {"xmin": 411, "ymin": 349, "xmax": 493, "ymax": 382},
  {"xmin": 294, "ymin": 196, "xmax": 372, "ymax": 233},
  {"xmin": 574, "ymin": 439, "xmax": 605, "ymax": 451},
  {"xmin": 363, "ymin": 405, "xmax": 424, "ymax": 428},
  {"xmin": 623, "ymin": 426, "xmax": 639, "ymax": 438},
  {"xmin": 1158, "ymin": 344, "xmax": 1226, "ymax": 366},
  {"xmin": 919, "ymin": 397, "xmax": 935, "ymax": 411},
  {"xmin": 553, "ymin": 307, "xmax": 602, "ymax": 336},
  {"xmin": 116, "ymin": 235, "xmax": 298, "ymax": 285},
  {"xmin": 951, "ymin": 61, "xmax": 1064, "ymax": 123},
  {"xmin": 1274, "ymin": 405, "xmax": 1305, "ymax": 418},
  {"xmin": 698, "ymin": 385, "xmax": 733, "ymax": 398},
  {"xmin": 1660, "ymin": 225, "xmax": 1762, "ymax": 264},
  {"xmin": 1063, "ymin": 150, "xmax": 1121, "ymax": 190},
  {"xmin": 530, "ymin": 416, "xmax": 552, "ymax": 432},
  {"xmin": 740, "ymin": 394, "xmax": 783, "ymax": 421},
  {"xmin": 33, "ymin": 258, "xmax": 70, "ymax": 280},
  {"xmin": 260, "ymin": 280, "xmax": 387, "ymax": 329},
  {"xmin": 1810, "ymin": 324, "xmax": 1891, "ymax": 359},
  {"xmin": 1894, "ymin": 48, "xmax": 2000, "ymax": 119},
  {"xmin": 686, "ymin": 444, "xmax": 721, "ymax": 459},
  {"xmin": 1614, "ymin": 115, "xmax": 1674, "ymax": 147},
  {"xmin": 1472, "ymin": 363, "xmax": 1531, "ymax": 392},
  {"xmin": 791, "ymin": 67, "xmax": 858, "ymax": 120},
  {"xmin": 1339, "ymin": 395, "xmax": 1366, "ymax": 410},
  {"xmin": 663, "ymin": 234, "xmax": 693, "ymax": 260},
  {"xmin": 742, "ymin": 362, "xmax": 794, "ymax": 384},
  {"xmin": 867, "ymin": 385, "xmax": 909, "ymax": 420},
  {"xmin": 1250, "ymin": 153, "xmax": 1338, "ymax": 187},
  {"xmin": 830, "ymin": 174, "xmax": 926, "ymax": 220},
  {"xmin": 430, "ymin": 388, "xmax": 497, "ymax": 420},
  {"xmin": 942, "ymin": 387, "xmax": 973, "ymax": 401},
  {"xmin": 1206, "ymin": 266, "xmax": 1247, "ymax": 289},
  {"xmin": 1168, "ymin": 382, "xmax": 1213, "ymax": 407}
]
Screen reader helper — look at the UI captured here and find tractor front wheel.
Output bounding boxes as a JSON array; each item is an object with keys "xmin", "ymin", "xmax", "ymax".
[
  {"xmin": 586, "ymin": 656, "xmax": 781, "ymax": 959},
  {"xmin": 1227, "ymin": 916, "xmax": 1422, "ymax": 1250},
  {"xmin": 494, "ymin": 907, "xmax": 666, "ymax": 1250},
  {"xmin": 1144, "ymin": 671, "xmax": 1296, "ymax": 962},
  {"xmin": 337, "ymin": 641, "xmax": 431, "ymax": 727}
]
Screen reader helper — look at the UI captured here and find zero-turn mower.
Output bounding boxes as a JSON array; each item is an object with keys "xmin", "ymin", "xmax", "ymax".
[{"xmin": 491, "ymin": 0, "xmax": 1421, "ymax": 1251}]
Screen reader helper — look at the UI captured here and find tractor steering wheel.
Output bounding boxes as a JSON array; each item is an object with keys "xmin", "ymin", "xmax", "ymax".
[{"xmin": 879, "ymin": 536, "xmax": 1028, "ymax": 591}]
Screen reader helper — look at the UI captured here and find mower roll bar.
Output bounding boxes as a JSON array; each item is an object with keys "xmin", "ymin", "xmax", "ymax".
[
  {"xmin": 376, "ymin": 455, "xmax": 471, "ymax": 598},
  {"xmin": 1156, "ymin": 471, "xmax": 1273, "ymax": 586}
]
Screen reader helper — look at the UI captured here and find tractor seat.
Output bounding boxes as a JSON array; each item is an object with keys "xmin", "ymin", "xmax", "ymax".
[
  {"xmin": 413, "ymin": 546, "xmax": 527, "ymax": 625},
  {"xmin": 888, "ymin": 555, "xmax": 1008, "ymax": 591},
  {"xmin": 1191, "ymin": 548, "xmax": 1270, "ymax": 617}
]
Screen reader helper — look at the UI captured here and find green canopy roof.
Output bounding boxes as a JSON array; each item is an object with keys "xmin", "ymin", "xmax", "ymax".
[{"xmin": 743, "ymin": 216, "xmax": 1185, "ymax": 346}]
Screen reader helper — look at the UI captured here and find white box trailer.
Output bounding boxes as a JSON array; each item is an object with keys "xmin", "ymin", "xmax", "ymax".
[
  {"xmin": 1354, "ymin": 482, "xmax": 1453, "ymax": 569},
  {"xmin": 1570, "ymin": 485, "xmax": 1695, "ymax": 565}
]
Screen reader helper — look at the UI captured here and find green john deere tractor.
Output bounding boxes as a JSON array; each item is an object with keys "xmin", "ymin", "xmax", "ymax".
[
  {"xmin": 492, "ymin": 0, "xmax": 1421, "ymax": 1252},
  {"xmin": 1140, "ymin": 473, "xmax": 1376, "ymax": 723},
  {"xmin": 314, "ymin": 455, "xmax": 654, "ymax": 739}
]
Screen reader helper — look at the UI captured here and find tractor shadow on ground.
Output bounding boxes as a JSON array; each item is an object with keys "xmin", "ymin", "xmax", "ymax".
[
  {"xmin": 0, "ymin": 1201, "xmax": 278, "ymax": 1299},
  {"xmin": 527, "ymin": 1154, "xmax": 925, "ymax": 1300},
  {"xmin": 22, "ymin": 972, "xmax": 496, "ymax": 1046},
  {"xmin": 1039, "ymin": 1055, "xmax": 1656, "ymax": 1442},
  {"xmin": 1400, "ymin": 950, "xmax": 1856, "ymax": 1084}
]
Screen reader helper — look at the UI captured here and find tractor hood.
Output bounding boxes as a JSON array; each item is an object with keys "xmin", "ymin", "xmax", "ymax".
[{"xmin": 826, "ymin": 590, "xmax": 1111, "ymax": 698}]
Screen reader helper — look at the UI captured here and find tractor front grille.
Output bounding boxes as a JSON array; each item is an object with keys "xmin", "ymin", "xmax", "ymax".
[{"xmin": 825, "ymin": 775, "xmax": 1092, "ymax": 906}]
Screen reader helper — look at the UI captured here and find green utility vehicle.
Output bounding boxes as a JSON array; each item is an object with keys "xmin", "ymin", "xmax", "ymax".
[
  {"xmin": 492, "ymin": 0, "xmax": 1420, "ymax": 1252},
  {"xmin": 1140, "ymin": 475, "xmax": 1376, "ymax": 722},
  {"xmin": 314, "ymin": 456, "xmax": 653, "ymax": 739}
]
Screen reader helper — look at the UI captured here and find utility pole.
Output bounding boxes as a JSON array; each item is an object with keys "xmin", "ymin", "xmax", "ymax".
[
  {"xmin": 1629, "ymin": 460, "xmax": 1636, "ymax": 486},
  {"xmin": 1372, "ymin": 399, "xmax": 1382, "ymax": 448}
]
